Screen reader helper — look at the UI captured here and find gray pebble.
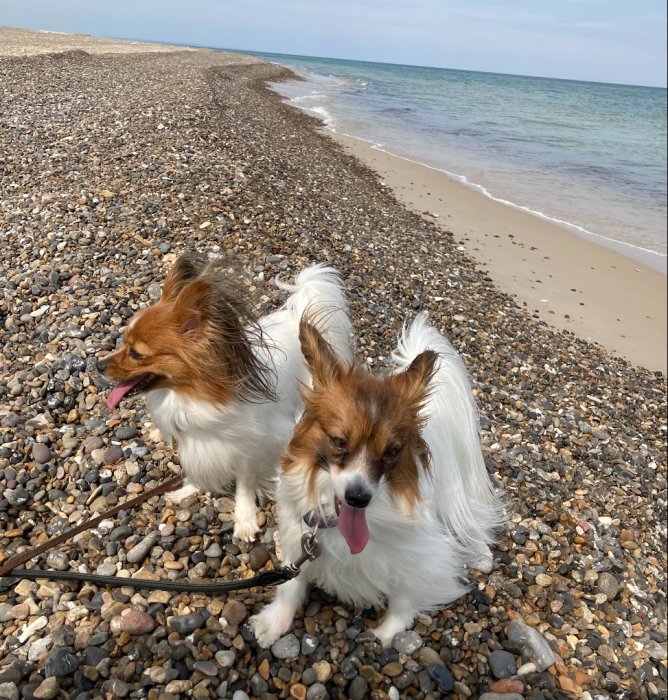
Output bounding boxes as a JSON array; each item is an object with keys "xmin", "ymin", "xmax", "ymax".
[
  {"xmin": 489, "ymin": 649, "xmax": 517, "ymax": 679},
  {"xmin": 193, "ymin": 660, "xmax": 218, "ymax": 677},
  {"xmin": 598, "ymin": 571, "xmax": 620, "ymax": 600},
  {"xmin": 647, "ymin": 640, "xmax": 667, "ymax": 661},
  {"xmin": 83, "ymin": 436, "xmax": 104, "ymax": 453},
  {"xmin": 169, "ymin": 612, "xmax": 205, "ymax": 635},
  {"xmin": 506, "ymin": 619, "xmax": 558, "ymax": 671},
  {"xmin": 306, "ymin": 683, "xmax": 328, "ymax": 700},
  {"xmin": 0, "ymin": 683, "xmax": 19, "ymax": 700},
  {"xmin": 43, "ymin": 648, "xmax": 79, "ymax": 677},
  {"xmin": 301, "ymin": 634, "xmax": 319, "ymax": 655},
  {"xmin": 348, "ymin": 676, "xmax": 369, "ymax": 700},
  {"xmin": 270, "ymin": 633, "xmax": 300, "ymax": 659},
  {"xmin": 31, "ymin": 443, "xmax": 52, "ymax": 464},
  {"xmin": 215, "ymin": 650, "xmax": 236, "ymax": 668},
  {"xmin": 6, "ymin": 487, "xmax": 29, "ymax": 507},
  {"xmin": 204, "ymin": 543, "xmax": 223, "ymax": 557},
  {"xmin": 115, "ymin": 426, "xmax": 138, "ymax": 440},
  {"xmin": 392, "ymin": 630, "xmax": 423, "ymax": 655},
  {"xmin": 45, "ymin": 551, "xmax": 69, "ymax": 571},
  {"xmin": 126, "ymin": 532, "xmax": 159, "ymax": 563}
]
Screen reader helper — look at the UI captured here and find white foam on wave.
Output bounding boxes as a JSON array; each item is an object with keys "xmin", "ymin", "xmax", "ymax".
[
  {"xmin": 269, "ymin": 77, "xmax": 666, "ymax": 272},
  {"xmin": 329, "ymin": 127, "xmax": 667, "ymax": 271}
]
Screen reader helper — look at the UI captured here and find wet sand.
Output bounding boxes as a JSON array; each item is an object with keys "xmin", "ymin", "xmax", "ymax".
[{"xmin": 332, "ymin": 134, "xmax": 667, "ymax": 374}]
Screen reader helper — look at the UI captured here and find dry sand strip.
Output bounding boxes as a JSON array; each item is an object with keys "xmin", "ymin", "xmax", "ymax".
[
  {"xmin": 333, "ymin": 134, "xmax": 668, "ymax": 374},
  {"xmin": 0, "ymin": 27, "xmax": 666, "ymax": 700}
]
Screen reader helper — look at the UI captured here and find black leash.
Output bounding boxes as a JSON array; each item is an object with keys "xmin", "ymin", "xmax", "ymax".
[
  {"xmin": 0, "ymin": 568, "xmax": 293, "ymax": 593},
  {"xmin": 0, "ymin": 461, "xmax": 322, "ymax": 594},
  {"xmin": 0, "ymin": 531, "xmax": 321, "ymax": 594}
]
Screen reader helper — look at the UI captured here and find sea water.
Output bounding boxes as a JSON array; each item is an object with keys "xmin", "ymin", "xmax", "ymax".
[{"xmin": 239, "ymin": 51, "xmax": 667, "ymax": 273}]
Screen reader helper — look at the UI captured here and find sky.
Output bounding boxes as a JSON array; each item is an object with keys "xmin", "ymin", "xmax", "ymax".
[{"xmin": 1, "ymin": 0, "xmax": 666, "ymax": 87}]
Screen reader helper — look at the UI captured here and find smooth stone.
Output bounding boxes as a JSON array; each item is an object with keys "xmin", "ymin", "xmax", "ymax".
[
  {"xmin": 427, "ymin": 665, "xmax": 454, "ymax": 692},
  {"xmin": 170, "ymin": 612, "xmax": 205, "ymax": 635},
  {"xmin": 479, "ymin": 695, "xmax": 524, "ymax": 700},
  {"xmin": 6, "ymin": 488, "xmax": 29, "ymax": 507},
  {"xmin": 489, "ymin": 679, "xmax": 525, "ymax": 694},
  {"xmin": 597, "ymin": 571, "xmax": 620, "ymax": 600},
  {"xmin": 250, "ymin": 673, "xmax": 268, "ymax": 695},
  {"xmin": 32, "ymin": 443, "xmax": 52, "ymax": 464},
  {"xmin": 506, "ymin": 619, "xmax": 558, "ymax": 671},
  {"xmin": 312, "ymin": 660, "xmax": 332, "ymax": 683},
  {"xmin": 45, "ymin": 551, "xmax": 69, "ymax": 571},
  {"xmin": 119, "ymin": 609, "xmax": 155, "ymax": 635},
  {"xmin": 215, "ymin": 650, "xmax": 236, "ymax": 668},
  {"xmin": 32, "ymin": 677, "xmax": 58, "ymax": 700},
  {"xmin": 96, "ymin": 562, "xmax": 117, "ymax": 576},
  {"xmin": 103, "ymin": 446, "xmax": 123, "ymax": 463},
  {"xmin": 392, "ymin": 630, "xmax": 423, "ymax": 655},
  {"xmin": 222, "ymin": 600, "xmax": 247, "ymax": 626},
  {"xmin": 418, "ymin": 647, "xmax": 444, "ymax": 666},
  {"xmin": 489, "ymin": 649, "xmax": 517, "ymax": 679},
  {"xmin": 83, "ymin": 436, "xmax": 104, "ymax": 453},
  {"xmin": 115, "ymin": 427, "xmax": 138, "ymax": 440},
  {"xmin": 301, "ymin": 634, "xmax": 319, "ymax": 655},
  {"xmin": 193, "ymin": 660, "xmax": 218, "ymax": 677},
  {"xmin": 0, "ymin": 683, "xmax": 19, "ymax": 700},
  {"xmin": 306, "ymin": 683, "xmax": 328, "ymax": 700},
  {"xmin": 232, "ymin": 692, "xmax": 250, "ymax": 700},
  {"xmin": 647, "ymin": 640, "xmax": 667, "ymax": 661},
  {"xmin": 271, "ymin": 633, "xmax": 301, "ymax": 660},
  {"xmin": 204, "ymin": 543, "xmax": 223, "ymax": 558},
  {"xmin": 126, "ymin": 533, "xmax": 159, "ymax": 564},
  {"xmin": 248, "ymin": 544, "xmax": 270, "ymax": 571},
  {"xmin": 43, "ymin": 648, "xmax": 80, "ymax": 677},
  {"xmin": 348, "ymin": 676, "xmax": 369, "ymax": 700},
  {"xmin": 0, "ymin": 604, "xmax": 12, "ymax": 623}
]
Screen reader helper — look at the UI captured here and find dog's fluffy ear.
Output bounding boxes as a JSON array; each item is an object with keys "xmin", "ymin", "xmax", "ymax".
[
  {"xmin": 299, "ymin": 320, "xmax": 341, "ymax": 388},
  {"xmin": 393, "ymin": 350, "xmax": 438, "ymax": 411},
  {"xmin": 173, "ymin": 279, "xmax": 211, "ymax": 336},
  {"xmin": 162, "ymin": 251, "xmax": 207, "ymax": 301}
]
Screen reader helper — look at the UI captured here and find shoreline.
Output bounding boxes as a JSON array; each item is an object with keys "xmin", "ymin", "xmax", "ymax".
[{"xmin": 327, "ymin": 130, "xmax": 667, "ymax": 374}]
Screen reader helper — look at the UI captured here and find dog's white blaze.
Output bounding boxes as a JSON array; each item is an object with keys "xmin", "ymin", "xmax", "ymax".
[{"xmin": 330, "ymin": 445, "xmax": 376, "ymax": 501}]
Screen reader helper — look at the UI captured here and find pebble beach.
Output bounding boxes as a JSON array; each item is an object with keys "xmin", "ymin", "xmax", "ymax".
[{"xmin": 0, "ymin": 27, "xmax": 666, "ymax": 700}]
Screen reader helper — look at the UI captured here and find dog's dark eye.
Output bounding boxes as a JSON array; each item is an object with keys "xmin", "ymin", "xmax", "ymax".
[
  {"xmin": 129, "ymin": 348, "xmax": 143, "ymax": 361},
  {"xmin": 329, "ymin": 436, "xmax": 347, "ymax": 454},
  {"xmin": 382, "ymin": 446, "xmax": 401, "ymax": 463}
]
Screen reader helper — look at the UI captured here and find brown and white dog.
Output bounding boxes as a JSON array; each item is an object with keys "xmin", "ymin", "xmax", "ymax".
[
  {"xmin": 251, "ymin": 313, "xmax": 504, "ymax": 646},
  {"xmin": 101, "ymin": 253, "xmax": 352, "ymax": 540}
]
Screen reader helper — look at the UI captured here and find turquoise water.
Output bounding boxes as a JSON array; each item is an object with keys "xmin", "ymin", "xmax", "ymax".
[{"xmin": 240, "ymin": 51, "xmax": 667, "ymax": 272}]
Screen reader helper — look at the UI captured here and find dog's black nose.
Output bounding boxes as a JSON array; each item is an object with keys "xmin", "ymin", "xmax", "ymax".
[
  {"xmin": 96, "ymin": 356, "xmax": 108, "ymax": 373},
  {"xmin": 344, "ymin": 484, "xmax": 372, "ymax": 509}
]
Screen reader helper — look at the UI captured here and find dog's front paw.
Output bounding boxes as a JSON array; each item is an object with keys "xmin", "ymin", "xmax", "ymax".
[
  {"xmin": 250, "ymin": 604, "xmax": 295, "ymax": 648},
  {"xmin": 165, "ymin": 482, "xmax": 200, "ymax": 505},
  {"xmin": 373, "ymin": 625, "xmax": 400, "ymax": 649},
  {"xmin": 467, "ymin": 547, "xmax": 494, "ymax": 574},
  {"xmin": 233, "ymin": 515, "xmax": 260, "ymax": 542}
]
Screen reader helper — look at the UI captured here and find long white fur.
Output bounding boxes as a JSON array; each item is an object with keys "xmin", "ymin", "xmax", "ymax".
[
  {"xmin": 250, "ymin": 313, "xmax": 504, "ymax": 647},
  {"xmin": 391, "ymin": 311, "xmax": 505, "ymax": 567},
  {"xmin": 146, "ymin": 264, "xmax": 352, "ymax": 541}
]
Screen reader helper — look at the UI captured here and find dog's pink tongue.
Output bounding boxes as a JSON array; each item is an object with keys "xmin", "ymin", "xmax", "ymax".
[
  {"xmin": 106, "ymin": 378, "xmax": 142, "ymax": 411},
  {"xmin": 337, "ymin": 502, "xmax": 369, "ymax": 555}
]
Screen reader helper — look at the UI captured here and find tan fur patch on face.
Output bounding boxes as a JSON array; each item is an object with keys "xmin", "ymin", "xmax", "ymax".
[{"xmin": 285, "ymin": 364, "xmax": 428, "ymax": 506}]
